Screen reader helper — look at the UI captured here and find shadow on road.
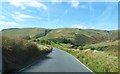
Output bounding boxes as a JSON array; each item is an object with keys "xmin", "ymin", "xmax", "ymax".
[
  {"xmin": 2, "ymin": 52, "xmax": 52, "ymax": 74},
  {"xmin": 19, "ymin": 54, "xmax": 52, "ymax": 72}
]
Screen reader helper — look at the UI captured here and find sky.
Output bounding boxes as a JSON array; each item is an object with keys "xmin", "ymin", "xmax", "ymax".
[{"xmin": 0, "ymin": 0, "xmax": 118, "ymax": 30}]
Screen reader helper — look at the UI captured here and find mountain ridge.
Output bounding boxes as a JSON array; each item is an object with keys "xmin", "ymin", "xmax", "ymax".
[{"xmin": 2, "ymin": 28, "xmax": 119, "ymax": 46}]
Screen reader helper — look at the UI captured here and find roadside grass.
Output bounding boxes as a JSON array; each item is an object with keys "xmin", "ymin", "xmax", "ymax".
[
  {"xmin": 48, "ymin": 42, "xmax": 118, "ymax": 72},
  {"xmin": 78, "ymin": 40, "xmax": 118, "ymax": 56},
  {"xmin": 2, "ymin": 36, "xmax": 52, "ymax": 73}
]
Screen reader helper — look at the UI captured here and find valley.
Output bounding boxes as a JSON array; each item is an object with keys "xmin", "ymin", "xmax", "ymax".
[{"xmin": 1, "ymin": 28, "xmax": 119, "ymax": 73}]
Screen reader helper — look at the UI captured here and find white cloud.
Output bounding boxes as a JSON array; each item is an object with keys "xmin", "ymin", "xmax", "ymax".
[
  {"xmin": 12, "ymin": 12, "xmax": 34, "ymax": 21},
  {"xmin": 8, "ymin": 0, "xmax": 47, "ymax": 10},
  {"xmin": 68, "ymin": 0, "xmax": 80, "ymax": 8},
  {"xmin": 71, "ymin": 24, "xmax": 87, "ymax": 29},
  {"xmin": 51, "ymin": 0, "xmax": 63, "ymax": 4},
  {"xmin": 28, "ymin": 0, "xmax": 47, "ymax": 10},
  {"xmin": 0, "ymin": 21, "xmax": 20, "ymax": 26},
  {"xmin": 90, "ymin": 26, "xmax": 96, "ymax": 29},
  {"xmin": 51, "ymin": 0, "xmax": 63, "ymax": 2},
  {"xmin": 0, "ymin": 21, "xmax": 22, "ymax": 30},
  {"xmin": 68, "ymin": 0, "xmax": 87, "ymax": 9},
  {"xmin": 71, "ymin": 24, "xmax": 96, "ymax": 29},
  {"xmin": 3, "ymin": 0, "xmax": 120, "ymax": 2},
  {"xmin": 0, "ymin": 16, "xmax": 6, "ymax": 19}
]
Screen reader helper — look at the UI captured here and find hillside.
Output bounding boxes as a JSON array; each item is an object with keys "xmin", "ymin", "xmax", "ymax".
[
  {"xmin": 2, "ymin": 28, "xmax": 51, "ymax": 39},
  {"xmin": 2, "ymin": 28, "xmax": 119, "ymax": 46}
]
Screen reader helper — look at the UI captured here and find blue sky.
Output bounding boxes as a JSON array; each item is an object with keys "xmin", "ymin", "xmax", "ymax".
[{"xmin": 0, "ymin": 0, "xmax": 118, "ymax": 30}]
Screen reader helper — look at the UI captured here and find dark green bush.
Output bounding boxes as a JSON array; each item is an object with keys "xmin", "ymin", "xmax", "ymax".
[
  {"xmin": 78, "ymin": 46, "xmax": 83, "ymax": 50},
  {"xmin": 91, "ymin": 47, "xmax": 95, "ymax": 50},
  {"xmin": 33, "ymin": 33, "xmax": 45, "ymax": 38},
  {"xmin": 22, "ymin": 36, "xmax": 31, "ymax": 40},
  {"xmin": 72, "ymin": 34, "xmax": 92, "ymax": 46}
]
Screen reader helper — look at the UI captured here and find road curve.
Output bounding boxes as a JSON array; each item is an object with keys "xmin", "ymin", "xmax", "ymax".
[{"xmin": 20, "ymin": 48, "xmax": 94, "ymax": 72}]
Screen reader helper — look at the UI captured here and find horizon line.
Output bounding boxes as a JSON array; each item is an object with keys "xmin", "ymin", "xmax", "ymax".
[{"xmin": 1, "ymin": 27, "xmax": 119, "ymax": 31}]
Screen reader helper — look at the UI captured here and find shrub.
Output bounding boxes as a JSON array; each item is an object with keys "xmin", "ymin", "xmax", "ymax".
[
  {"xmin": 72, "ymin": 34, "xmax": 92, "ymax": 46},
  {"xmin": 22, "ymin": 36, "xmax": 31, "ymax": 40},
  {"xmin": 78, "ymin": 46, "xmax": 83, "ymax": 50},
  {"xmin": 91, "ymin": 47, "xmax": 95, "ymax": 50},
  {"xmin": 2, "ymin": 36, "xmax": 40, "ymax": 72},
  {"xmin": 33, "ymin": 33, "xmax": 45, "ymax": 38}
]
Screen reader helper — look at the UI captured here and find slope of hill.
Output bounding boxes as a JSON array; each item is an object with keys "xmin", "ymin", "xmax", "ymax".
[
  {"xmin": 2, "ymin": 28, "xmax": 50, "ymax": 39},
  {"xmin": 41, "ymin": 28, "xmax": 119, "ymax": 46},
  {"xmin": 2, "ymin": 28, "xmax": 119, "ymax": 46}
]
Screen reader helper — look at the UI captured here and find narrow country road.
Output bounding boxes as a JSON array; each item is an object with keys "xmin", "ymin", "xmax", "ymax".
[{"xmin": 20, "ymin": 48, "xmax": 94, "ymax": 73}]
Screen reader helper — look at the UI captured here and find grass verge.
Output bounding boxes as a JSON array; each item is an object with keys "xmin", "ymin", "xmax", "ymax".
[{"xmin": 49, "ymin": 42, "xmax": 118, "ymax": 72}]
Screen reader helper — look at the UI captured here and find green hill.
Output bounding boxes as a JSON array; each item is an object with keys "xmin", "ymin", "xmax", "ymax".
[
  {"xmin": 41, "ymin": 28, "xmax": 119, "ymax": 46},
  {"xmin": 2, "ymin": 28, "xmax": 49, "ymax": 39},
  {"xmin": 2, "ymin": 28, "xmax": 119, "ymax": 46}
]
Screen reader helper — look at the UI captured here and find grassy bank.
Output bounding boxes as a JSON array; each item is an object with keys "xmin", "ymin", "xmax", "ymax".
[
  {"xmin": 2, "ymin": 36, "xmax": 52, "ymax": 73},
  {"xmin": 47, "ymin": 42, "xmax": 118, "ymax": 72}
]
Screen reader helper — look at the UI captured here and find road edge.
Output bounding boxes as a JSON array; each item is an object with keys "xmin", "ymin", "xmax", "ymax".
[
  {"xmin": 17, "ymin": 48, "xmax": 95, "ymax": 73},
  {"xmin": 57, "ymin": 48, "xmax": 95, "ymax": 74}
]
